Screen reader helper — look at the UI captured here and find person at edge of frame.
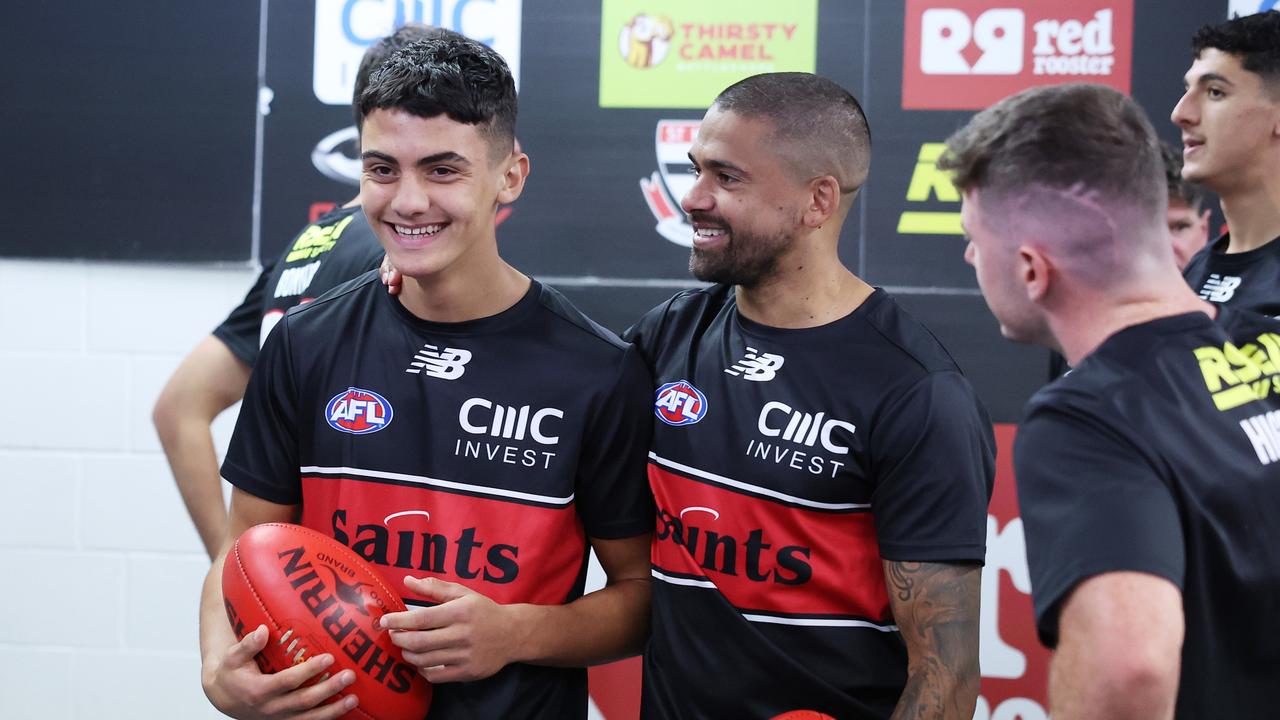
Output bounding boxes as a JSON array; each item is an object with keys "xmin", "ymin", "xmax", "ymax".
[{"xmin": 942, "ymin": 81, "xmax": 1280, "ymax": 720}]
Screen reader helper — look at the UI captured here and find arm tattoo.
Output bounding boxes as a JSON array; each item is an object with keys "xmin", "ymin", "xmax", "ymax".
[{"xmin": 885, "ymin": 561, "xmax": 981, "ymax": 720}]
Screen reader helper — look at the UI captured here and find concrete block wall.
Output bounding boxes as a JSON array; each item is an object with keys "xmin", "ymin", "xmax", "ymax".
[{"xmin": 0, "ymin": 258, "xmax": 257, "ymax": 720}]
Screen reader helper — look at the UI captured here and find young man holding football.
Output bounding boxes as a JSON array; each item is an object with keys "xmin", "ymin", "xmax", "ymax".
[{"xmin": 199, "ymin": 30, "xmax": 654, "ymax": 720}]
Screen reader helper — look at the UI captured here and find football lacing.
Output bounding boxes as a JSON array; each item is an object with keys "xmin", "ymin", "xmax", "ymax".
[{"xmin": 277, "ymin": 627, "xmax": 309, "ymax": 664}]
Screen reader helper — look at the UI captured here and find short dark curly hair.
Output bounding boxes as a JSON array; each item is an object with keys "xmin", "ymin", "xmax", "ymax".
[
  {"xmin": 1191, "ymin": 10, "xmax": 1280, "ymax": 96},
  {"xmin": 352, "ymin": 24, "xmax": 444, "ymax": 130},
  {"xmin": 357, "ymin": 29, "xmax": 516, "ymax": 160}
]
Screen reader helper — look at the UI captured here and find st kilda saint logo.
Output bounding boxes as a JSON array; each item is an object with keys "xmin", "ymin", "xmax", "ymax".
[
  {"xmin": 640, "ymin": 120, "xmax": 700, "ymax": 247},
  {"xmin": 655, "ymin": 380, "xmax": 708, "ymax": 426},
  {"xmin": 325, "ymin": 387, "xmax": 394, "ymax": 435}
]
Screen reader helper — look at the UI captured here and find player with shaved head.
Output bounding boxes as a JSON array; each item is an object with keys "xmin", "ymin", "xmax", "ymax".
[
  {"xmin": 625, "ymin": 72, "xmax": 995, "ymax": 719},
  {"xmin": 942, "ymin": 82, "xmax": 1280, "ymax": 719}
]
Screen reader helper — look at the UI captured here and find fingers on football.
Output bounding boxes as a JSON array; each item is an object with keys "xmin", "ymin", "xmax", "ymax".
[
  {"xmin": 264, "ymin": 669, "xmax": 359, "ymax": 719},
  {"xmin": 386, "ymin": 625, "xmax": 465, "ymax": 654},
  {"xmin": 225, "ymin": 625, "xmax": 270, "ymax": 666}
]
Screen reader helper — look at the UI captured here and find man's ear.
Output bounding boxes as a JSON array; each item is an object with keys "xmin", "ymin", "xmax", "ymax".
[
  {"xmin": 1018, "ymin": 245, "xmax": 1052, "ymax": 303},
  {"xmin": 496, "ymin": 150, "xmax": 529, "ymax": 205},
  {"xmin": 801, "ymin": 175, "xmax": 842, "ymax": 229}
]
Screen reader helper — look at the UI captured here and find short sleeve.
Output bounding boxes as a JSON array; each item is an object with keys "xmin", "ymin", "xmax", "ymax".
[
  {"xmin": 221, "ymin": 316, "xmax": 302, "ymax": 505},
  {"xmin": 574, "ymin": 343, "xmax": 656, "ymax": 539},
  {"xmin": 1015, "ymin": 405, "xmax": 1184, "ymax": 648},
  {"xmin": 870, "ymin": 371, "xmax": 995, "ymax": 563},
  {"xmin": 212, "ymin": 263, "xmax": 273, "ymax": 367}
]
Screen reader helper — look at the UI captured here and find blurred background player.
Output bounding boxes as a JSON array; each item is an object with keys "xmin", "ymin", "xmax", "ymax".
[
  {"xmin": 1162, "ymin": 141, "xmax": 1212, "ymax": 270},
  {"xmin": 944, "ymin": 82, "xmax": 1280, "ymax": 720},
  {"xmin": 153, "ymin": 25, "xmax": 439, "ymax": 558},
  {"xmin": 1175, "ymin": 10, "xmax": 1280, "ymax": 314}
]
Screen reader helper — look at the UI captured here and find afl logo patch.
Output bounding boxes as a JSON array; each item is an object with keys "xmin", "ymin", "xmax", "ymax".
[
  {"xmin": 654, "ymin": 380, "xmax": 707, "ymax": 426},
  {"xmin": 325, "ymin": 387, "xmax": 393, "ymax": 435}
]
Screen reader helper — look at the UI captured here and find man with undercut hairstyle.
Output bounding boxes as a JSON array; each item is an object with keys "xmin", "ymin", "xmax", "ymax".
[
  {"xmin": 625, "ymin": 72, "xmax": 995, "ymax": 719},
  {"xmin": 1046, "ymin": 140, "xmax": 1212, "ymax": 379},
  {"xmin": 1176, "ymin": 10, "xmax": 1280, "ymax": 314},
  {"xmin": 199, "ymin": 30, "xmax": 654, "ymax": 720},
  {"xmin": 943, "ymin": 83, "xmax": 1280, "ymax": 719}
]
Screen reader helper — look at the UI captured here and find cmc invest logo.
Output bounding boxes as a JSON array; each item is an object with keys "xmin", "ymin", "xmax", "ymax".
[{"xmin": 902, "ymin": 0, "xmax": 1133, "ymax": 110}]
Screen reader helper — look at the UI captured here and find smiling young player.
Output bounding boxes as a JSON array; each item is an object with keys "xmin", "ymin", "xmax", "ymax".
[{"xmin": 199, "ymin": 31, "xmax": 654, "ymax": 720}]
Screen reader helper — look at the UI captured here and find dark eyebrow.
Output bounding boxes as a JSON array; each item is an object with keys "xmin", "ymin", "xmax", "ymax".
[
  {"xmin": 1187, "ymin": 71, "xmax": 1234, "ymax": 88},
  {"xmin": 688, "ymin": 152, "xmax": 749, "ymax": 179},
  {"xmin": 415, "ymin": 151, "xmax": 470, "ymax": 168},
  {"xmin": 360, "ymin": 150, "xmax": 471, "ymax": 167}
]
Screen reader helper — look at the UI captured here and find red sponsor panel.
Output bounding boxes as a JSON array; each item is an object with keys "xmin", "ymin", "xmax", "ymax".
[
  {"xmin": 649, "ymin": 465, "xmax": 890, "ymax": 621},
  {"xmin": 976, "ymin": 423, "xmax": 1049, "ymax": 718},
  {"xmin": 902, "ymin": 0, "xmax": 1133, "ymax": 110},
  {"xmin": 299, "ymin": 475, "xmax": 585, "ymax": 606}
]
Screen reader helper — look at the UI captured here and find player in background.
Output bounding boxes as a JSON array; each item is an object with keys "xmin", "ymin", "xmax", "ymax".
[
  {"xmin": 153, "ymin": 24, "xmax": 440, "ymax": 558},
  {"xmin": 943, "ymin": 82, "xmax": 1280, "ymax": 719},
  {"xmin": 1175, "ymin": 10, "xmax": 1280, "ymax": 314},
  {"xmin": 200, "ymin": 31, "xmax": 653, "ymax": 720},
  {"xmin": 625, "ymin": 73, "xmax": 994, "ymax": 719},
  {"xmin": 1163, "ymin": 141, "xmax": 1212, "ymax": 270}
]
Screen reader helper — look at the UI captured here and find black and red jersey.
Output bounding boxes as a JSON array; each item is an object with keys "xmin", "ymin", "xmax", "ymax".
[
  {"xmin": 625, "ymin": 285, "xmax": 995, "ymax": 720},
  {"xmin": 214, "ymin": 206, "xmax": 384, "ymax": 367},
  {"xmin": 223, "ymin": 275, "xmax": 654, "ymax": 720}
]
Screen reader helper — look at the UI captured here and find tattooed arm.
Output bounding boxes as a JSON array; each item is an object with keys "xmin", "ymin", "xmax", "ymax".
[{"xmin": 883, "ymin": 560, "xmax": 982, "ymax": 720}]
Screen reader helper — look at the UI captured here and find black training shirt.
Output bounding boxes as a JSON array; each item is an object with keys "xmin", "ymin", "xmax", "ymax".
[
  {"xmin": 1017, "ymin": 309, "xmax": 1280, "ymax": 719},
  {"xmin": 1183, "ymin": 233, "xmax": 1280, "ymax": 317},
  {"xmin": 214, "ymin": 206, "xmax": 384, "ymax": 366}
]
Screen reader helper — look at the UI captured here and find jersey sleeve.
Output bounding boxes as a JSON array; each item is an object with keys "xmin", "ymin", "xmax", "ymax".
[
  {"xmin": 212, "ymin": 262, "xmax": 273, "ymax": 368},
  {"xmin": 870, "ymin": 371, "xmax": 995, "ymax": 563},
  {"xmin": 220, "ymin": 315, "xmax": 303, "ymax": 505},
  {"xmin": 1014, "ymin": 404, "xmax": 1185, "ymax": 648},
  {"xmin": 574, "ymin": 343, "xmax": 656, "ymax": 539}
]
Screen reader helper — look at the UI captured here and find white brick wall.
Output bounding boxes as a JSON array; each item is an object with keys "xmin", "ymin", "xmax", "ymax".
[{"xmin": 0, "ymin": 258, "xmax": 255, "ymax": 720}]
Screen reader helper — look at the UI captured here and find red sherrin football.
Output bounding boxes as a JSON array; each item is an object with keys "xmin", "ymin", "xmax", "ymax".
[{"xmin": 222, "ymin": 522, "xmax": 432, "ymax": 720}]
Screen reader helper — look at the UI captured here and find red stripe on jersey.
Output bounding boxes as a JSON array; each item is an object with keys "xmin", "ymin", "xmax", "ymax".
[
  {"xmin": 649, "ymin": 464, "xmax": 891, "ymax": 621},
  {"xmin": 300, "ymin": 475, "xmax": 585, "ymax": 605}
]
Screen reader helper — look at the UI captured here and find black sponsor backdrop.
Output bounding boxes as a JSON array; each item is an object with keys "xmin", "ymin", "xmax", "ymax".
[
  {"xmin": 4, "ymin": 1, "xmax": 260, "ymax": 262},
  {"xmin": 6, "ymin": 1, "xmax": 1226, "ymax": 421}
]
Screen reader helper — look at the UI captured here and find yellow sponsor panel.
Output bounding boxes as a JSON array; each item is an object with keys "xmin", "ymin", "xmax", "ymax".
[
  {"xmin": 1194, "ymin": 334, "xmax": 1280, "ymax": 411},
  {"xmin": 285, "ymin": 214, "xmax": 356, "ymax": 263},
  {"xmin": 899, "ymin": 142, "xmax": 962, "ymax": 236},
  {"xmin": 598, "ymin": 0, "xmax": 817, "ymax": 109}
]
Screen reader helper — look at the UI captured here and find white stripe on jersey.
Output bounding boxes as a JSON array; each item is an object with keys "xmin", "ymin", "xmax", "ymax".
[
  {"xmin": 651, "ymin": 568, "xmax": 718, "ymax": 589},
  {"xmin": 652, "ymin": 569, "xmax": 899, "ymax": 631},
  {"xmin": 299, "ymin": 465, "xmax": 575, "ymax": 506},
  {"xmin": 647, "ymin": 452, "xmax": 871, "ymax": 511},
  {"xmin": 741, "ymin": 614, "xmax": 899, "ymax": 632}
]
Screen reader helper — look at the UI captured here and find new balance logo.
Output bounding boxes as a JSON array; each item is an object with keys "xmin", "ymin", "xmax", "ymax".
[
  {"xmin": 724, "ymin": 348, "xmax": 785, "ymax": 382},
  {"xmin": 405, "ymin": 345, "xmax": 472, "ymax": 379},
  {"xmin": 1199, "ymin": 274, "xmax": 1242, "ymax": 303}
]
